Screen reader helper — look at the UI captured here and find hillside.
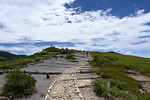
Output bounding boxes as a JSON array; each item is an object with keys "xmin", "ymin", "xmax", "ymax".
[
  {"xmin": 0, "ymin": 51, "xmax": 26, "ymax": 62},
  {"xmin": 90, "ymin": 52, "xmax": 150, "ymax": 99},
  {"xmin": 90, "ymin": 52, "xmax": 150, "ymax": 77}
]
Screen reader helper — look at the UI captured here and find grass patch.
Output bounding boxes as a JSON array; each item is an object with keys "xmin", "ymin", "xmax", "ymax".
[
  {"xmin": 90, "ymin": 52, "xmax": 150, "ymax": 99},
  {"xmin": 91, "ymin": 52, "xmax": 150, "ymax": 77}
]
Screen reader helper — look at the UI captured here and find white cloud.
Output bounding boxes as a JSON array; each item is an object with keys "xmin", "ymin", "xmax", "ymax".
[
  {"xmin": 136, "ymin": 9, "xmax": 145, "ymax": 16},
  {"xmin": 0, "ymin": 0, "xmax": 150, "ymax": 57},
  {"xmin": 0, "ymin": 45, "xmax": 48, "ymax": 55},
  {"xmin": 10, "ymin": 51, "xmax": 18, "ymax": 55}
]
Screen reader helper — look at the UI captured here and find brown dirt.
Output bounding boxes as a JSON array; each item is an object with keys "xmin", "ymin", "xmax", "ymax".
[
  {"xmin": 79, "ymin": 86, "xmax": 105, "ymax": 100},
  {"xmin": 143, "ymin": 82, "xmax": 150, "ymax": 93},
  {"xmin": 76, "ymin": 57, "xmax": 103, "ymax": 100},
  {"xmin": 77, "ymin": 79, "xmax": 105, "ymax": 100},
  {"xmin": 47, "ymin": 80, "xmax": 79, "ymax": 100},
  {"xmin": 128, "ymin": 74, "xmax": 150, "ymax": 81},
  {"xmin": 0, "ymin": 87, "xmax": 3, "ymax": 95},
  {"xmin": 127, "ymin": 70, "xmax": 150, "ymax": 93},
  {"xmin": 77, "ymin": 80, "xmax": 93, "ymax": 86}
]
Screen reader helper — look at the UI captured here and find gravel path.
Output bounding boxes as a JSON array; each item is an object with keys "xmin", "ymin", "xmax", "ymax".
[
  {"xmin": 45, "ymin": 53, "xmax": 103, "ymax": 100},
  {"xmin": 46, "ymin": 55, "xmax": 88, "ymax": 100}
]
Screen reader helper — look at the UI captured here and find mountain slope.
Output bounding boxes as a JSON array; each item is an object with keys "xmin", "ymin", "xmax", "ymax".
[
  {"xmin": 0, "ymin": 51, "xmax": 26, "ymax": 62},
  {"xmin": 90, "ymin": 52, "xmax": 150, "ymax": 99}
]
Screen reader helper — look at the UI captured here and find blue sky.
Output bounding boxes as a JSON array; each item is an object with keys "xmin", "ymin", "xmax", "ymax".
[
  {"xmin": 65, "ymin": 0, "xmax": 150, "ymax": 17},
  {"xmin": 0, "ymin": 0, "xmax": 150, "ymax": 58}
]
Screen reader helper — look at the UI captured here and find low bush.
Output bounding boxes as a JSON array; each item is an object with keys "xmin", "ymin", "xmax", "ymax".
[
  {"xmin": 34, "ymin": 57, "xmax": 41, "ymax": 62},
  {"xmin": 2, "ymin": 69, "xmax": 37, "ymax": 98},
  {"xmin": 66, "ymin": 54, "xmax": 76, "ymax": 60},
  {"xmin": 93, "ymin": 79, "xmax": 109, "ymax": 98},
  {"xmin": 40, "ymin": 93, "xmax": 45, "ymax": 97}
]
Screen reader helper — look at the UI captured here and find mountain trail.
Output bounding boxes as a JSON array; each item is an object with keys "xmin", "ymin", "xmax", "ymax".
[{"xmin": 46, "ymin": 55, "xmax": 89, "ymax": 100}]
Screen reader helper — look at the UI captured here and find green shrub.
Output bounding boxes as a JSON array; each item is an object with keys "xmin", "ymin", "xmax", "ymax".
[
  {"xmin": 93, "ymin": 79, "xmax": 146, "ymax": 99},
  {"xmin": 60, "ymin": 55, "xmax": 64, "ymax": 58},
  {"xmin": 34, "ymin": 57, "xmax": 41, "ymax": 62},
  {"xmin": 3, "ymin": 69, "xmax": 37, "ymax": 98},
  {"xmin": 0, "ymin": 57, "xmax": 7, "ymax": 62},
  {"xmin": 40, "ymin": 93, "xmax": 45, "ymax": 97},
  {"xmin": 93, "ymin": 79, "xmax": 109, "ymax": 98},
  {"xmin": 66, "ymin": 54, "xmax": 76, "ymax": 60},
  {"xmin": 52, "ymin": 55, "xmax": 58, "ymax": 59}
]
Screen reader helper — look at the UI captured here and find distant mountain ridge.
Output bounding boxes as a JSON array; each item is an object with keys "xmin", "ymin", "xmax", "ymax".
[{"xmin": 0, "ymin": 51, "xmax": 26, "ymax": 62}]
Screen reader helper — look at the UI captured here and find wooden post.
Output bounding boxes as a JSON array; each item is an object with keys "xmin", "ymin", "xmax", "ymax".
[
  {"xmin": 46, "ymin": 73, "xmax": 50, "ymax": 79},
  {"xmin": 107, "ymin": 81, "xmax": 112, "ymax": 89}
]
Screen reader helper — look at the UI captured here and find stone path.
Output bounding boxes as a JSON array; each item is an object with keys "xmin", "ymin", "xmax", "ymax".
[
  {"xmin": 46, "ymin": 56, "xmax": 88, "ymax": 100},
  {"xmin": 45, "ymin": 52, "xmax": 103, "ymax": 100}
]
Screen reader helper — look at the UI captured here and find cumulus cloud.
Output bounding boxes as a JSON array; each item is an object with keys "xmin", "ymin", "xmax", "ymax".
[{"xmin": 0, "ymin": 0, "xmax": 150, "ymax": 57}]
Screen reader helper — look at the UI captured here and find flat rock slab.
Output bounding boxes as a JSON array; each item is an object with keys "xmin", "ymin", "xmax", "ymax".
[
  {"xmin": 77, "ymin": 79, "xmax": 94, "ymax": 87},
  {"xmin": 143, "ymin": 82, "xmax": 150, "ymax": 93},
  {"xmin": 21, "ymin": 74, "xmax": 58, "ymax": 100},
  {"xmin": 77, "ymin": 73, "xmax": 99, "ymax": 79},
  {"xmin": 0, "ymin": 74, "xmax": 5, "ymax": 87},
  {"xmin": 128, "ymin": 74, "xmax": 150, "ymax": 81},
  {"xmin": 21, "ymin": 58, "xmax": 78, "ymax": 73},
  {"xmin": 0, "ymin": 74, "xmax": 6, "ymax": 95}
]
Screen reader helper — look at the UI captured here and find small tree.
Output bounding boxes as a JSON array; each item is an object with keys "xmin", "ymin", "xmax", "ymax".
[{"xmin": 3, "ymin": 69, "xmax": 37, "ymax": 98}]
